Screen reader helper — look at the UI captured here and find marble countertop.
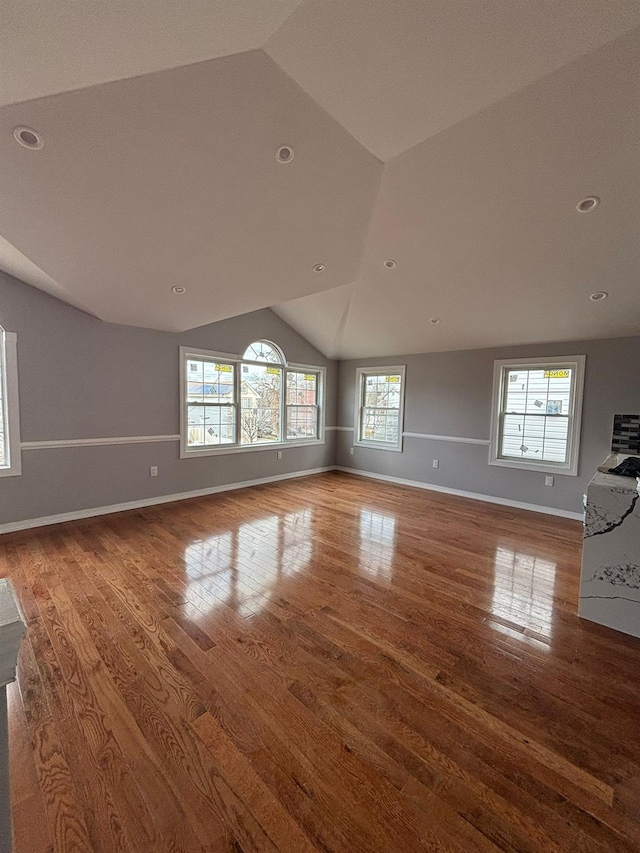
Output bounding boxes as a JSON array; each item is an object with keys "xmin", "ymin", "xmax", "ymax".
[
  {"xmin": 584, "ymin": 454, "xmax": 640, "ymax": 538},
  {"xmin": 581, "ymin": 455, "xmax": 640, "ymax": 639},
  {"xmin": 0, "ymin": 578, "xmax": 27, "ymax": 687},
  {"xmin": 592, "ymin": 454, "xmax": 640, "ymax": 494}
]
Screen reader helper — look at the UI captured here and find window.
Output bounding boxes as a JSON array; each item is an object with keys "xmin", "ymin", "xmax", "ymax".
[
  {"xmin": 354, "ymin": 366, "xmax": 406, "ymax": 452},
  {"xmin": 240, "ymin": 359, "xmax": 282, "ymax": 446},
  {"xmin": 242, "ymin": 341, "xmax": 283, "ymax": 364},
  {"xmin": 489, "ymin": 355, "xmax": 585, "ymax": 476},
  {"xmin": 286, "ymin": 371, "xmax": 319, "ymax": 440},
  {"xmin": 185, "ymin": 359, "xmax": 236, "ymax": 448},
  {"xmin": 180, "ymin": 340, "xmax": 324, "ymax": 457},
  {"xmin": 0, "ymin": 327, "xmax": 21, "ymax": 477}
]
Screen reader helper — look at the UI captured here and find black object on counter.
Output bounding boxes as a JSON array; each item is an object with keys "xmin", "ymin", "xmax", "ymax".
[{"xmin": 608, "ymin": 457, "xmax": 640, "ymax": 478}]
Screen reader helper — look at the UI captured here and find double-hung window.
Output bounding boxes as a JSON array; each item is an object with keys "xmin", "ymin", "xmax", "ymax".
[
  {"xmin": 286, "ymin": 371, "xmax": 320, "ymax": 441},
  {"xmin": 489, "ymin": 355, "xmax": 585, "ymax": 475},
  {"xmin": 354, "ymin": 366, "xmax": 406, "ymax": 452},
  {"xmin": 180, "ymin": 340, "xmax": 324, "ymax": 457},
  {"xmin": 0, "ymin": 327, "xmax": 21, "ymax": 477},
  {"xmin": 185, "ymin": 358, "xmax": 237, "ymax": 449}
]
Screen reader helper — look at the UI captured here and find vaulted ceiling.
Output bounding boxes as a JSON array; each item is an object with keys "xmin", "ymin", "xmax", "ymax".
[{"xmin": 1, "ymin": 2, "xmax": 639, "ymax": 357}]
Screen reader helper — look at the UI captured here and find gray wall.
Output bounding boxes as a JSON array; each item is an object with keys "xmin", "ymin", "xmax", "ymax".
[
  {"xmin": 337, "ymin": 337, "xmax": 640, "ymax": 514},
  {"xmin": 2, "ymin": 267, "xmax": 639, "ymax": 526},
  {"xmin": 0, "ymin": 272, "xmax": 336, "ymax": 526}
]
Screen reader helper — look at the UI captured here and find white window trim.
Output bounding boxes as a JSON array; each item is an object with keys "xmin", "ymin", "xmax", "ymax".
[
  {"xmin": 354, "ymin": 365, "xmax": 406, "ymax": 453},
  {"xmin": 489, "ymin": 355, "xmax": 586, "ymax": 477},
  {"xmin": 0, "ymin": 331, "xmax": 22, "ymax": 478},
  {"xmin": 179, "ymin": 346, "xmax": 326, "ymax": 459},
  {"xmin": 283, "ymin": 361, "xmax": 324, "ymax": 447}
]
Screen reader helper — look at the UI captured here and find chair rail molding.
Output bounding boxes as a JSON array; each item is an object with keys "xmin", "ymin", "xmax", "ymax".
[{"xmin": 402, "ymin": 432, "xmax": 490, "ymax": 445}]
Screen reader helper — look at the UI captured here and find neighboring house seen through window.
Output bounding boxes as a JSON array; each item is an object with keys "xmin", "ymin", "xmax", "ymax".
[
  {"xmin": 180, "ymin": 340, "xmax": 324, "ymax": 457},
  {"xmin": 0, "ymin": 326, "xmax": 21, "ymax": 477},
  {"xmin": 354, "ymin": 366, "xmax": 406, "ymax": 452},
  {"xmin": 489, "ymin": 355, "xmax": 585, "ymax": 476}
]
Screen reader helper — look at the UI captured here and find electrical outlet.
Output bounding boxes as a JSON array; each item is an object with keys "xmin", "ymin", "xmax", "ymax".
[
  {"xmin": 432, "ymin": 459, "xmax": 439, "ymax": 469},
  {"xmin": 349, "ymin": 447, "xmax": 355, "ymax": 455},
  {"xmin": 545, "ymin": 475, "xmax": 554, "ymax": 487},
  {"xmin": 150, "ymin": 466, "xmax": 158, "ymax": 477},
  {"xmin": 277, "ymin": 450, "xmax": 283, "ymax": 460}
]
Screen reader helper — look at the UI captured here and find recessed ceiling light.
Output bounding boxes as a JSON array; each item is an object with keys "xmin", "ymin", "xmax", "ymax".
[
  {"xmin": 589, "ymin": 291, "xmax": 608, "ymax": 301},
  {"xmin": 384, "ymin": 259, "xmax": 397, "ymax": 269},
  {"xmin": 171, "ymin": 285, "xmax": 187, "ymax": 294},
  {"xmin": 276, "ymin": 145, "xmax": 294, "ymax": 164},
  {"xmin": 430, "ymin": 318, "xmax": 441, "ymax": 325},
  {"xmin": 13, "ymin": 126, "xmax": 44, "ymax": 150},
  {"xmin": 576, "ymin": 196, "xmax": 599, "ymax": 213},
  {"xmin": 313, "ymin": 263, "xmax": 325, "ymax": 273}
]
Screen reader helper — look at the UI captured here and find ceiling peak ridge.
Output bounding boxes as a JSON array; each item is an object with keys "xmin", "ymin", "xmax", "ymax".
[
  {"xmin": 329, "ymin": 283, "xmax": 356, "ymax": 358},
  {"xmin": 259, "ymin": 48, "xmax": 384, "ymax": 165},
  {"xmin": 1, "ymin": 47, "xmax": 267, "ymax": 110},
  {"xmin": 383, "ymin": 24, "xmax": 640, "ymax": 165}
]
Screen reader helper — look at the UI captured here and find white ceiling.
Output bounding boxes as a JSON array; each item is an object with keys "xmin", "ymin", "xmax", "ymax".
[
  {"xmin": 0, "ymin": 51, "xmax": 381, "ymax": 330},
  {"xmin": 276, "ymin": 28, "xmax": 640, "ymax": 358},
  {"xmin": 0, "ymin": 0, "xmax": 306, "ymax": 106},
  {"xmin": 0, "ymin": 2, "xmax": 638, "ymax": 357},
  {"xmin": 0, "ymin": 235, "xmax": 74, "ymax": 305},
  {"xmin": 266, "ymin": 0, "xmax": 640, "ymax": 162}
]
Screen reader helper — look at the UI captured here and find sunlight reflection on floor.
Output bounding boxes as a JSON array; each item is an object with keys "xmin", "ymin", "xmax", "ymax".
[
  {"xmin": 491, "ymin": 545, "xmax": 557, "ymax": 639},
  {"xmin": 359, "ymin": 509, "xmax": 396, "ymax": 581},
  {"xmin": 182, "ymin": 508, "xmax": 314, "ymax": 616}
]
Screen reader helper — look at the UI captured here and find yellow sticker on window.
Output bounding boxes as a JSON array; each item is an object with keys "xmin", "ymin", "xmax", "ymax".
[
  {"xmin": 303, "ymin": 374, "xmax": 316, "ymax": 382},
  {"xmin": 266, "ymin": 367, "xmax": 281, "ymax": 375},
  {"xmin": 386, "ymin": 375, "xmax": 401, "ymax": 383},
  {"xmin": 544, "ymin": 370, "xmax": 570, "ymax": 379},
  {"xmin": 215, "ymin": 364, "xmax": 232, "ymax": 372}
]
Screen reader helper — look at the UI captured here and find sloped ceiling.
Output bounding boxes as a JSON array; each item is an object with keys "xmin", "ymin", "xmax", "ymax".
[
  {"xmin": 275, "ymin": 28, "xmax": 640, "ymax": 358},
  {"xmin": 0, "ymin": 2, "xmax": 639, "ymax": 355},
  {"xmin": 266, "ymin": 0, "xmax": 640, "ymax": 162},
  {"xmin": 0, "ymin": 0, "xmax": 307, "ymax": 106},
  {"xmin": 0, "ymin": 51, "xmax": 381, "ymax": 330}
]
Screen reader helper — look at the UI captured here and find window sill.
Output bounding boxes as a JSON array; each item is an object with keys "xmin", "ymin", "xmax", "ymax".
[
  {"xmin": 180, "ymin": 437, "xmax": 325, "ymax": 459},
  {"xmin": 489, "ymin": 457, "xmax": 577, "ymax": 477},
  {"xmin": 0, "ymin": 466, "xmax": 22, "ymax": 478},
  {"xmin": 354, "ymin": 440, "xmax": 403, "ymax": 453}
]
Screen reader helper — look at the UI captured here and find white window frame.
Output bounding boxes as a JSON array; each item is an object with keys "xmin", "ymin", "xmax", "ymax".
[
  {"xmin": 284, "ymin": 367, "xmax": 323, "ymax": 444},
  {"xmin": 179, "ymin": 345, "xmax": 325, "ymax": 459},
  {"xmin": 354, "ymin": 365, "xmax": 406, "ymax": 453},
  {"xmin": 489, "ymin": 355, "xmax": 586, "ymax": 476},
  {"xmin": 0, "ymin": 330, "xmax": 22, "ymax": 478}
]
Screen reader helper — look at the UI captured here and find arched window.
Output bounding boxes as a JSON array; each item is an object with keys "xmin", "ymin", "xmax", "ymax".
[
  {"xmin": 242, "ymin": 340, "xmax": 285, "ymax": 365},
  {"xmin": 180, "ymin": 338, "xmax": 324, "ymax": 456},
  {"xmin": 0, "ymin": 325, "xmax": 21, "ymax": 477}
]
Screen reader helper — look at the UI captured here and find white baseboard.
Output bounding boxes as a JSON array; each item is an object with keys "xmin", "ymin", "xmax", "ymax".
[
  {"xmin": 0, "ymin": 467, "xmax": 335, "ymax": 535},
  {"xmin": 335, "ymin": 466, "xmax": 584, "ymax": 521}
]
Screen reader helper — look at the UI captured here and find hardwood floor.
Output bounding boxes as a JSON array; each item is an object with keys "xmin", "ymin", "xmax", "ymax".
[{"xmin": 2, "ymin": 470, "xmax": 640, "ymax": 852}]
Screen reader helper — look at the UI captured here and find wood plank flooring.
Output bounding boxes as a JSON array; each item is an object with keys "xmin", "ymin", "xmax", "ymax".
[{"xmin": 2, "ymin": 470, "xmax": 640, "ymax": 852}]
